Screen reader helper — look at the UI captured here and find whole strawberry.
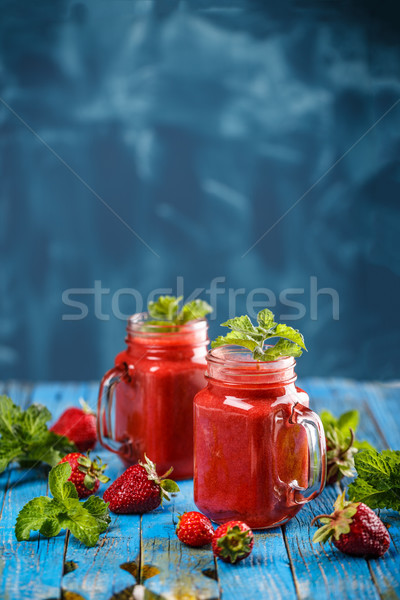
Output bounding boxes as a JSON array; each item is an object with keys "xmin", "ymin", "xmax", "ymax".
[
  {"xmin": 103, "ymin": 454, "xmax": 180, "ymax": 514},
  {"xmin": 58, "ymin": 453, "xmax": 109, "ymax": 499},
  {"xmin": 51, "ymin": 400, "xmax": 97, "ymax": 452},
  {"xmin": 212, "ymin": 521, "xmax": 254, "ymax": 564},
  {"xmin": 176, "ymin": 512, "xmax": 214, "ymax": 547},
  {"xmin": 312, "ymin": 491, "xmax": 390, "ymax": 558}
]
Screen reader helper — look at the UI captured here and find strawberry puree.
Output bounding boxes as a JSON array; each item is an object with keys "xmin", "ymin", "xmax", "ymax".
[
  {"xmin": 194, "ymin": 347, "xmax": 325, "ymax": 529},
  {"xmin": 98, "ymin": 315, "xmax": 208, "ymax": 480}
]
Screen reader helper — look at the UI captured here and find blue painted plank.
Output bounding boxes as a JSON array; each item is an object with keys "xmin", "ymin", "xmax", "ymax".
[
  {"xmin": 29, "ymin": 382, "xmax": 141, "ymax": 600},
  {"xmin": 31, "ymin": 381, "xmax": 89, "ymax": 423},
  {"xmin": 142, "ymin": 480, "xmax": 297, "ymax": 600},
  {"xmin": 361, "ymin": 382, "xmax": 400, "ymax": 450},
  {"xmin": 360, "ymin": 383, "xmax": 400, "ymax": 600},
  {"xmin": 285, "ymin": 379, "xmax": 381, "ymax": 600},
  {"xmin": 1, "ymin": 379, "xmax": 400, "ymax": 600},
  {"xmin": 1, "ymin": 381, "xmax": 33, "ymax": 409},
  {"xmin": 62, "ymin": 450, "xmax": 141, "ymax": 600},
  {"xmin": 216, "ymin": 525, "xmax": 296, "ymax": 600},
  {"xmin": 303, "ymin": 379, "xmax": 400, "ymax": 600},
  {"xmin": 0, "ymin": 383, "xmax": 65, "ymax": 600},
  {"xmin": 141, "ymin": 479, "xmax": 219, "ymax": 599},
  {"xmin": 284, "ymin": 486, "xmax": 381, "ymax": 600}
]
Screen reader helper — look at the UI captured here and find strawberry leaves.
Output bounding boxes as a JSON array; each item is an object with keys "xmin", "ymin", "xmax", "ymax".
[
  {"xmin": 0, "ymin": 396, "xmax": 76, "ymax": 473},
  {"xmin": 312, "ymin": 491, "xmax": 359, "ymax": 543},
  {"xmin": 15, "ymin": 463, "xmax": 111, "ymax": 547},
  {"xmin": 139, "ymin": 454, "xmax": 180, "ymax": 504},
  {"xmin": 211, "ymin": 309, "xmax": 306, "ymax": 361}
]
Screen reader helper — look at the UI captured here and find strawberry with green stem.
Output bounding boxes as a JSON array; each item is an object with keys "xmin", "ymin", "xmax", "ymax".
[
  {"xmin": 212, "ymin": 521, "xmax": 254, "ymax": 564},
  {"xmin": 312, "ymin": 491, "xmax": 390, "ymax": 558},
  {"xmin": 103, "ymin": 454, "xmax": 180, "ymax": 514},
  {"xmin": 59, "ymin": 452, "xmax": 109, "ymax": 499}
]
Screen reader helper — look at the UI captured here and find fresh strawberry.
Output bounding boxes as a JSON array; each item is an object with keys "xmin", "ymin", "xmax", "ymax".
[
  {"xmin": 50, "ymin": 399, "xmax": 97, "ymax": 452},
  {"xmin": 58, "ymin": 452, "xmax": 109, "ymax": 499},
  {"xmin": 103, "ymin": 454, "xmax": 180, "ymax": 514},
  {"xmin": 312, "ymin": 491, "xmax": 390, "ymax": 558},
  {"xmin": 176, "ymin": 511, "xmax": 214, "ymax": 547},
  {"xmin": 212, "ymin": 521, "xmax": 254, "ymax": 564}
]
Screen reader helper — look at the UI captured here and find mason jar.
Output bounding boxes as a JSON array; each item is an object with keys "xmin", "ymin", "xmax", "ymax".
[
  {"xmin": 194, "ymin": 346, "xmax": 326, "ymax": 528},
  {"xmin": 98, "ymin": 313, "xmax": 209, "ymax": 479}
]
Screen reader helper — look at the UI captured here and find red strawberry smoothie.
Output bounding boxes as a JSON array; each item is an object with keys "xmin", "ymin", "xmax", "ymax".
[
  {"xmin": 194, "ymin": 347, "xmax": 323, "ymax": 529},
  {"xmin": 100, "ymin": 315, "xmax": 208, "ymax": 480}
]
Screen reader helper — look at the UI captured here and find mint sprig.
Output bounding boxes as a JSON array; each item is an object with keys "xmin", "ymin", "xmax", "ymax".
[
  {"xmin": 15, "ymin": 462, "xmax": 111, "ymax": 547},
  {"xmin": 147, "ymin": 295, "xmax": 212, "ymax": 325},
  {"xmin": 0, "ymin": 396, "xmax": 77, "ymax": 473},
  {"xmin": 348, "ymin": 449, "xmax": 400, "ymax": 512},
  {"xmin": 211, "ymin": 309, "xmax": 306, "ymax": 361}
]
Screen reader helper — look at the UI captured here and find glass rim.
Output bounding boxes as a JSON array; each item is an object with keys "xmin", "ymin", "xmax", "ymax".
[
  {"xmin": 207, "ymin": 345, "xmax": 296, "ymax": 371},
  {"xmin": 127, "ymin": 312, "xmax": 208, "ymax": 334}
]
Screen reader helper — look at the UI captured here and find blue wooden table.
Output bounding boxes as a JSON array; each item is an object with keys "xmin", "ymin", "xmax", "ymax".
[{"xmin": 0, "ymin": 379, "xmax": 399, "ymax": 600}]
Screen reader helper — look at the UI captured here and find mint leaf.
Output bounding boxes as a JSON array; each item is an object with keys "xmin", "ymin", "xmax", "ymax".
[
  {"xmin": 19, "ymin": 404, "xmax": 52, "ymax": 442},
  {"xmin": 348, "ymin": 478, "xmax": 399, "ymax": 510},
  {"xmin": 49, "ymin": 463, "xmax": 79, "ymax": 501},
  {"xmin": 0, "ymin": 396, "xmax": 21, "ymax": 436},
  {"xmin": 352, "ymin": 450, "xmax": 400, "ymax": 490},
  {"xmin": 270, "ymin": 324, "xmax": 306, "ymax": 350},
  {"xmin": 61, "ymin": 498, "xmax": 101, "ymax": 547},
  {"xmin": 147, "ymin": 295, "xmax": 212, "ymax": 326},
  {"xmin": 15, "ymin": 465, "xmax": 111, "ymax": 547},
  {"xmin": 83, "ymin": 496, "xmax": 111, "ymax": 534},
  {"xmin": 260, "ymin": 338, "xmax": 304, "ymax": 361},
  {"xmin": 211, "ymin": 309, "xmax": 306, "ymax": 362},
  {"xmin": 15, "ymin": 496, "xmax": 62, "ymax": 541},
  {"xmin": 148, "ymin": 295, "xmax": 182, "ymax": 321},
  {"xmin": 212, "ymin": 333, "xmax": 259, "ymax": 353},
  {"xmin": 348, "ymin": 449, "xmax": 400, "ymax": 512},
  {"xmin": 179, "ymin": 299, "xmax": 213, "ymax": 323},
  {"xmin": 0, "ymin": 396, "xmax": 77, "ymax": 473},
  {"xmin": 256, "ymin": 309, "xmax": 276, "ymax": 330},
  {"xmin": 221, "ymin": 315, "xmax": 258, "ymax": 334}
]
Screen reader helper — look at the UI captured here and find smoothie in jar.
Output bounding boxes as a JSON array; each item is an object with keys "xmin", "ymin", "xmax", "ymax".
[
  {"xmin": 194, "ymin": 310, "xmax": 326, "ymax": 528},
  {"xmin": 98, "ymin": 296, "xmax": 212, "ymax": 480}
]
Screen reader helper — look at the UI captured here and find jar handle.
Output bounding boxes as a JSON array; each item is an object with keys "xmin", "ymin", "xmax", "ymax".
[
  {"xmin": 290, "ymin": 403, "xmax": 327, "ymax": 504},
  {"xmin": 97, "ymin": 363, "xmax": 133, "ymax": 454}
]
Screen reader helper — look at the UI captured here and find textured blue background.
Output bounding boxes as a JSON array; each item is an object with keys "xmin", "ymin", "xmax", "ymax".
[{"xmin": 0, "ymin": 0, "xmax": 399, "ymax": 381}]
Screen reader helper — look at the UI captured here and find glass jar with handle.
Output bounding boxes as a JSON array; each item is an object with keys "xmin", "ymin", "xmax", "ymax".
[
  {"xmin": 194, "ymin": 346, "xmax": 326, "ymax": 528},
  {"xmin": 98, "ymin": 313, "xmax": 209, "ymax": 480}
]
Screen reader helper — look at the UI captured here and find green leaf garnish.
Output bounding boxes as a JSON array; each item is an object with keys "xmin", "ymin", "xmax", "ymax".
[
  {"xmin": 15, "ymin": 463, "xmax": 111, "ymax": 547},
  {"xmin": 348, "ymin": 449, "xmax": 400, "ymax": 512},
  {"xmin": 320, "ymin": 410, "xmax": 376, "ymax": 484},
  {"xmin": 147, "ymin": 295, "xmax": 212, "ymax": 326},
  {"xmin": 211, "ymin": 308, "xmax": 306, "ymax": 361},
  {"xmin": 0, "ymin": 396, "xmax": 77, "ymax": 473}
]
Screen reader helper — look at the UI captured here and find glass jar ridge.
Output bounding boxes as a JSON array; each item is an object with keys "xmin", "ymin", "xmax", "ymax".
[{"xmin": 206, "ymin": 345, "xmax": 297, "ymax": 386}]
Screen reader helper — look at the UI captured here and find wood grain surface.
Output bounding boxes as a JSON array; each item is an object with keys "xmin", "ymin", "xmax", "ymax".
[{"xmin": 0, "ymin": 379, "xmax": 399, "ymax": 600}]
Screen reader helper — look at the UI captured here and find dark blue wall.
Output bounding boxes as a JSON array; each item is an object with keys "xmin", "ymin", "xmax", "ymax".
[{"xmin": 1, "ymin": 0, "xmax": 399, "ymax": 381}]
